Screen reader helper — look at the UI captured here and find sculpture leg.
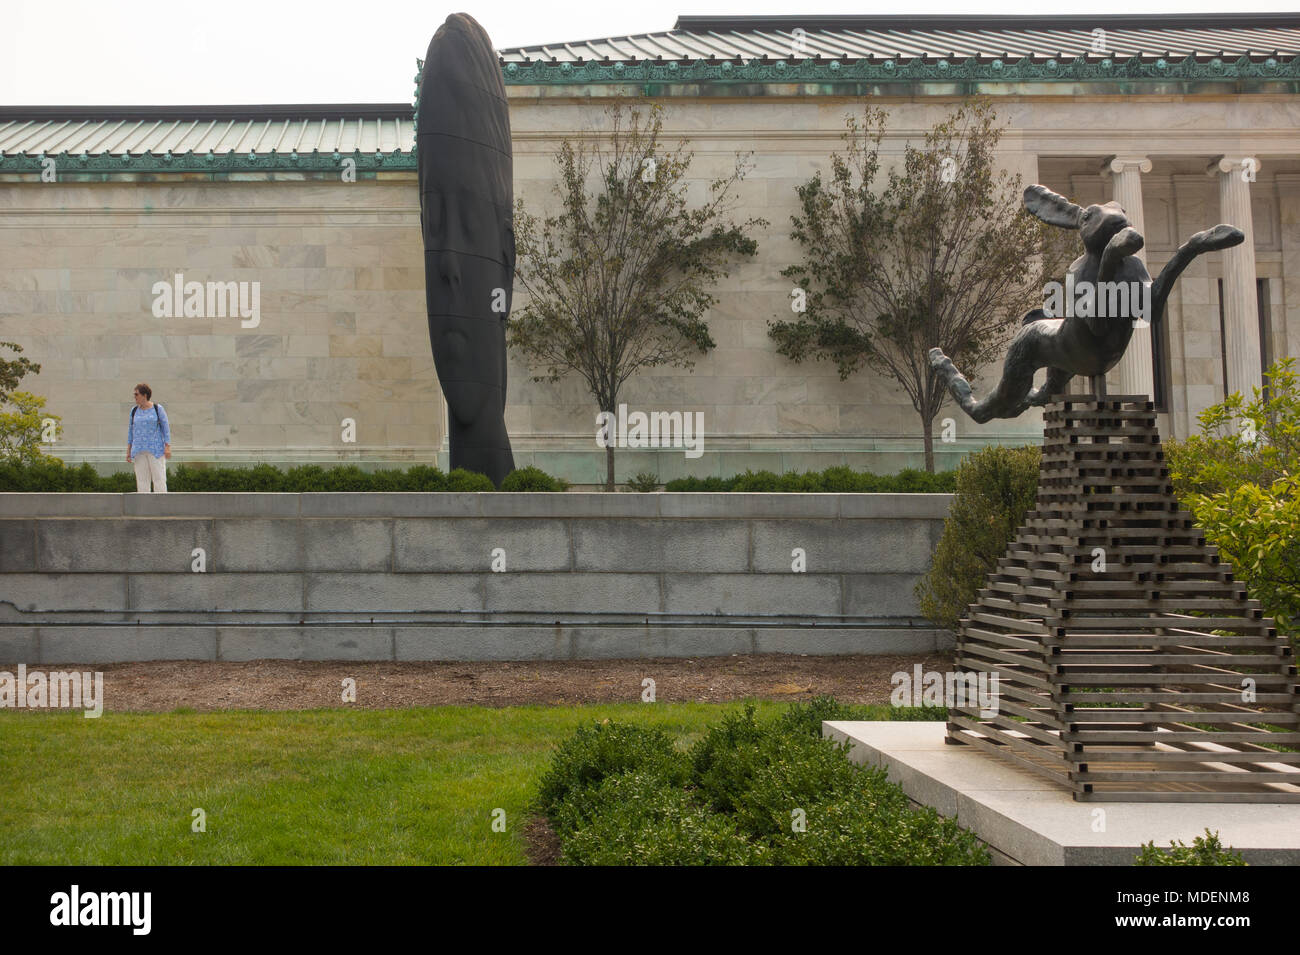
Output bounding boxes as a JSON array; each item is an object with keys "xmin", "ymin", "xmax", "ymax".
[
  {"xmin": 929, "ymin": 330, "xmax": 1049, "ymax": 423},
  {"xmin": 1026, "ymin": 366, "xmax": 1074, "ymax": 407}
]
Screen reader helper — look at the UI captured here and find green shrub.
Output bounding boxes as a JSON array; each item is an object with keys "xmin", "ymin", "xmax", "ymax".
[
  {"xmin": 318, "ymin": 465, "xmax": 364, "ymax": 491},
  {"xmin": 687, "ymin": 703, "xmax": 773, "ymax": 813},
  {"xmin": 501, "ymin": 465, "xmax": 569, "ymax": 492},
  {"xmin": 537, "ymin": 698, "xmax": 990, "ymax": 866},
  {"xmin": 366, "ymin": 468, "xmax": 407, "ymax": 492},
  {"xmin": 1134, "ymin": 829, "xmax": 1247, "ymax": 866},
  {"xmin": 660, "ymin": 465, "xmax": 956, "ymax": 493},
  {"xmin": 663, "ymin": 475, "xmax": 731, "ymax": 491},
  {"xmin": 0, "ymin": 456, "xmax": 957, "ymax": 495},
  {"xmin": 777, "ymin": 695, "xmax": 869, "ymax": 738},
  {"xmin": 625, "ymin": 471, "xmax": 660, "ymax": 493},
  {"xmin": 887, "ymin": 705, "xmax": 949, "ymax": 721},
  {"xmin": 1182, "ymin": 476, "xmax": 1300, "ymax": 640},
  {"xmin": 172, "ymin": 463, "xmax": 288, "ymax": 493},
  {"xmin": 771, "ymin": 792, "xmax": 989, "ymax": 866},
  {"xmin": 1167, "ymin": 358, "xmax": 1299, "ymax": 497},
  {"xmin": 1167, "ymin": 360, "xmax": 1300, "ymax": 644},
  {"xmin": 915, "ymin": 444, "xmax": 1041, "ymax": 631},
  {"xmin": 101, "ymin": 471, "xmax": 137, "ymax": 493},
  {"xmin": 65, "ymin": 463, "xmax": 104, "ymax": 491},
  {"xmin": 820, "ymin": 465, "xmax": 867, "ymax": 492},
  {"xmin": 404, "ymin": 465, "xmax": 447, "ymax": 491},
  {"xmin": 730, "ymin": 469, "xmax": 783, "ymax": 492},
  {"xmin": 729, "ymin": 734, "xmax": 877, "ymax": 839},
  {"xmin": 533, "ymin": 721, "xmax": 687, "ymax": 827},
  {"xmin": 446, "ymin": 468, "xmax": 495, "ymax": 492},
  {"xmin": 559, "ymin": 772, "xmax": 764, "ymax": 866},
  {"xmin": 0, "ymin": 459, "xmax": 573, "ymax": 493},
  {"xmin": 773, "ymin": 695, "xmax": 950, "ymax": 739},
  {"xmin": 283, "ymin": 465, "xmax": 328, "ymax": 492},
  {"xmin": 775, "ymin": 470, "xmax": 823, "ymax": 492}
]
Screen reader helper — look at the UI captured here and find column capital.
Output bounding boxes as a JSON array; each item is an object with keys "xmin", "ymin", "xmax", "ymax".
[
  {"xmin": 1207, "ymin": 156, "xmax": 1260, "ymax": 177},
  {"xmin": 1103, "ymin": 155, "xmax": 1152, "ymax": 175}
]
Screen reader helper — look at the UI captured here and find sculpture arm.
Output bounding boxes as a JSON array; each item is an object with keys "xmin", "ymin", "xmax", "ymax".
[{"xmin": 1150, "ymin": 224, "xmax": 1244, "ymax": 328}]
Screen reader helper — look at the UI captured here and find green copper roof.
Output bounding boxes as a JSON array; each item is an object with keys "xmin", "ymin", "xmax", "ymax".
[
  {"xmin": 5, "ymin": 14, "xmax": 1299, "ymax": 176},
  {"xmin": 499, "ymin": 52, "xmax": 1300, "ymax": 88}
]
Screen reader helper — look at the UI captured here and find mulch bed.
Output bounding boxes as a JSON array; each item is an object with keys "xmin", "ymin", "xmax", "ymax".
[{"xmin": 69, "ymin": 653, "xmax": 952, "ymax": 712}]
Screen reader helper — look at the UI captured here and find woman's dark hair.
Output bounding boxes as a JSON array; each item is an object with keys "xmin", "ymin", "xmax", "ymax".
[{"xmin": 135, "ymin": 383, "xmax": 152, "ymax": 400}]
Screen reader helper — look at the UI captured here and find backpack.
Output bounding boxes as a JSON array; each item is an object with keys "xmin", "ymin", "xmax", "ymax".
[{"xmin": 131, "ymin": 402, "xmax": 165, "ymax": 432}]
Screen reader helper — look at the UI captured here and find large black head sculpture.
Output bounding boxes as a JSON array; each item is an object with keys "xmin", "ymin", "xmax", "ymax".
[
  {"xmin": 930, "ymin": 184, "xmax": 1244, "ymax": 422},
  {"xmin": 417, "ymin": 13, "xmax": 515, "ymax": 485}
]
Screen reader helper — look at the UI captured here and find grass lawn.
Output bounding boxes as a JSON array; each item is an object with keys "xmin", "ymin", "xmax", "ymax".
[{"xmin": 1, "ymin": 700, "xmax": 898, "ymax": 865}]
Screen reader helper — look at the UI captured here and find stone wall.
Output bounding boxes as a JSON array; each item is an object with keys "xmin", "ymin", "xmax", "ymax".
[
  {"xmin": 0, "ymin": 492, "xmax": 953, "ymax": 663},
  {"xmin": 0, "ymin": 176, "xmax": 442, "ymax": 466}
]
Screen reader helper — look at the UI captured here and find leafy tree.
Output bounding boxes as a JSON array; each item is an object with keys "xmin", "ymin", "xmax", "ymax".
[
  {"xmin": 769, "ymin": 99, "xmax": 1073, "ymax": 472},
  {"xmin": 510, "ymin": 101, "xmax": 765, "ymax": 490},
  {"xmin": 0, "ymin": 342, "xmax": 58, "ymax": 464},
  {"xmin": 0, "ymin": 340, "xmax": 39, "ymax": 395},
  {"xmin": 0, "ymin": 392, "xmax": 60, "ymax": 464}
]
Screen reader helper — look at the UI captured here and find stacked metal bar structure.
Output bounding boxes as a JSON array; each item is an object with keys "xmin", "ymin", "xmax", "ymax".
[{"xmin": 947, "ymin": 395, "xmax": 1300, "ymax": 802}]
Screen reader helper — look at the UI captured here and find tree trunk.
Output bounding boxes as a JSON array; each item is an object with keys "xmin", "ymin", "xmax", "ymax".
[
  {"xmin": 921, "ymin": 411, "xmax": 935, "ymax": 473},
  {"xmin": 605, "ymin": 444, "xmax": 616, "ymax": 492}
]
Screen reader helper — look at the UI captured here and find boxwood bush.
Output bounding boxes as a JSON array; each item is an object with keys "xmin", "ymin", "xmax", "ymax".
[
  {"xmin": 534, "ymin": 699, "xmax": 989, "ymax": 867},
  {"xmin": 534, "ymin": 721, "xmax": 689, "ymax": 836}
]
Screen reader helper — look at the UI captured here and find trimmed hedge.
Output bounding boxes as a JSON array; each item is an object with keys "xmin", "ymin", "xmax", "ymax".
[
  {"xmin": 534, "ymin": 697, "xmax": 988, "ymax": 867},
  {"xmin": 0, "ymin": 459, "xmax": 957, "ymax": 492},
  {"xmin": 0, "ymin": 461, "xmax": 520, "ymax": 492},
  {"xmin": 664, "ymin": 466, "xmax": 956, "ymax": 493}
]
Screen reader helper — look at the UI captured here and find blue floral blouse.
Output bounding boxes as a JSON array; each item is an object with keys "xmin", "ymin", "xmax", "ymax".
[{"xmin": 128, "ymin": 404, "xmax": 170, "ymax": 459}]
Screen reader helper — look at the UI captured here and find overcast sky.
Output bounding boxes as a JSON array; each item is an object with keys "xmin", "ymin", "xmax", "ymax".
[{"xmin": 2, "ymin": 0, "xmax": 1295, "ymax": 105}]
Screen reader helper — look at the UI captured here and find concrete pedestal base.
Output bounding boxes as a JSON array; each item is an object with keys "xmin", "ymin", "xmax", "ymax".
[{"xmin": 824, "ymin": 721, "xmax": 1300, "ymax": 865}]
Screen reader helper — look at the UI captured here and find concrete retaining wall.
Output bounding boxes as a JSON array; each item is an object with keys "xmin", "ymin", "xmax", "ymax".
[{"xmin": 0, "ymin": 492, "xmax": 954, "ymax": 662}]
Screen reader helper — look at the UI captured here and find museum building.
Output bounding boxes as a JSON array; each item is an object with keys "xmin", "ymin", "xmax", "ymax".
[{"xmin": 1, "ymin": 13, "xmax": 1298, "ymax": 484}]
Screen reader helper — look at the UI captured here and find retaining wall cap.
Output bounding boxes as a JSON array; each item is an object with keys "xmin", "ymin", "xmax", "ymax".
[{"xmin": 0, "ymin": 491, "xmax": 952, "ymax": 519}]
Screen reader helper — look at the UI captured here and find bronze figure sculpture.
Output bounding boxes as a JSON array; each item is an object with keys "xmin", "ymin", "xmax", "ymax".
[
  {"xmin": 929, "ymin": 184, "xmax": 1244, "ymax": 421},
  {"xmin": 417, "ymin": 13, "xmax": 516, "ymax": 486},
  {"xmin": 930, "ymin": 185, "xmax": 1300, "ymax": 801}
]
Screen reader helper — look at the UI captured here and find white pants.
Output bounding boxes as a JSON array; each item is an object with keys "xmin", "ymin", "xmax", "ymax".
[{"xmin": 133, "ymin": 451, "xmax": 168, "ymax": 493}]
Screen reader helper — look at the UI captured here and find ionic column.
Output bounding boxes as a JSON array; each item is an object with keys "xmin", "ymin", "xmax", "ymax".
[
  {"xmin": 1103, "ymin": 155, "xmax": 1153, "ymax": 397},
  {"xmin": 1208, "ymin": 156, "xmax": 1262, "ymax": 397}
]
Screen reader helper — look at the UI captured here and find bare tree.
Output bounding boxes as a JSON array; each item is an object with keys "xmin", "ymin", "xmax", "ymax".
[
  {"xmin": 769, "ymin": 99, "xmax": 1073, "ymax": 471},
  {"xmin": 510, "ymin": 101, "xmax": 765, "ymax": 489}
]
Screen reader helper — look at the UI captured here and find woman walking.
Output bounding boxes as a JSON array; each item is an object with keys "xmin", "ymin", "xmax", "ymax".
[{"xmin": 126, "ymin": 383, "xmax": 171, "ymax": 493}]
